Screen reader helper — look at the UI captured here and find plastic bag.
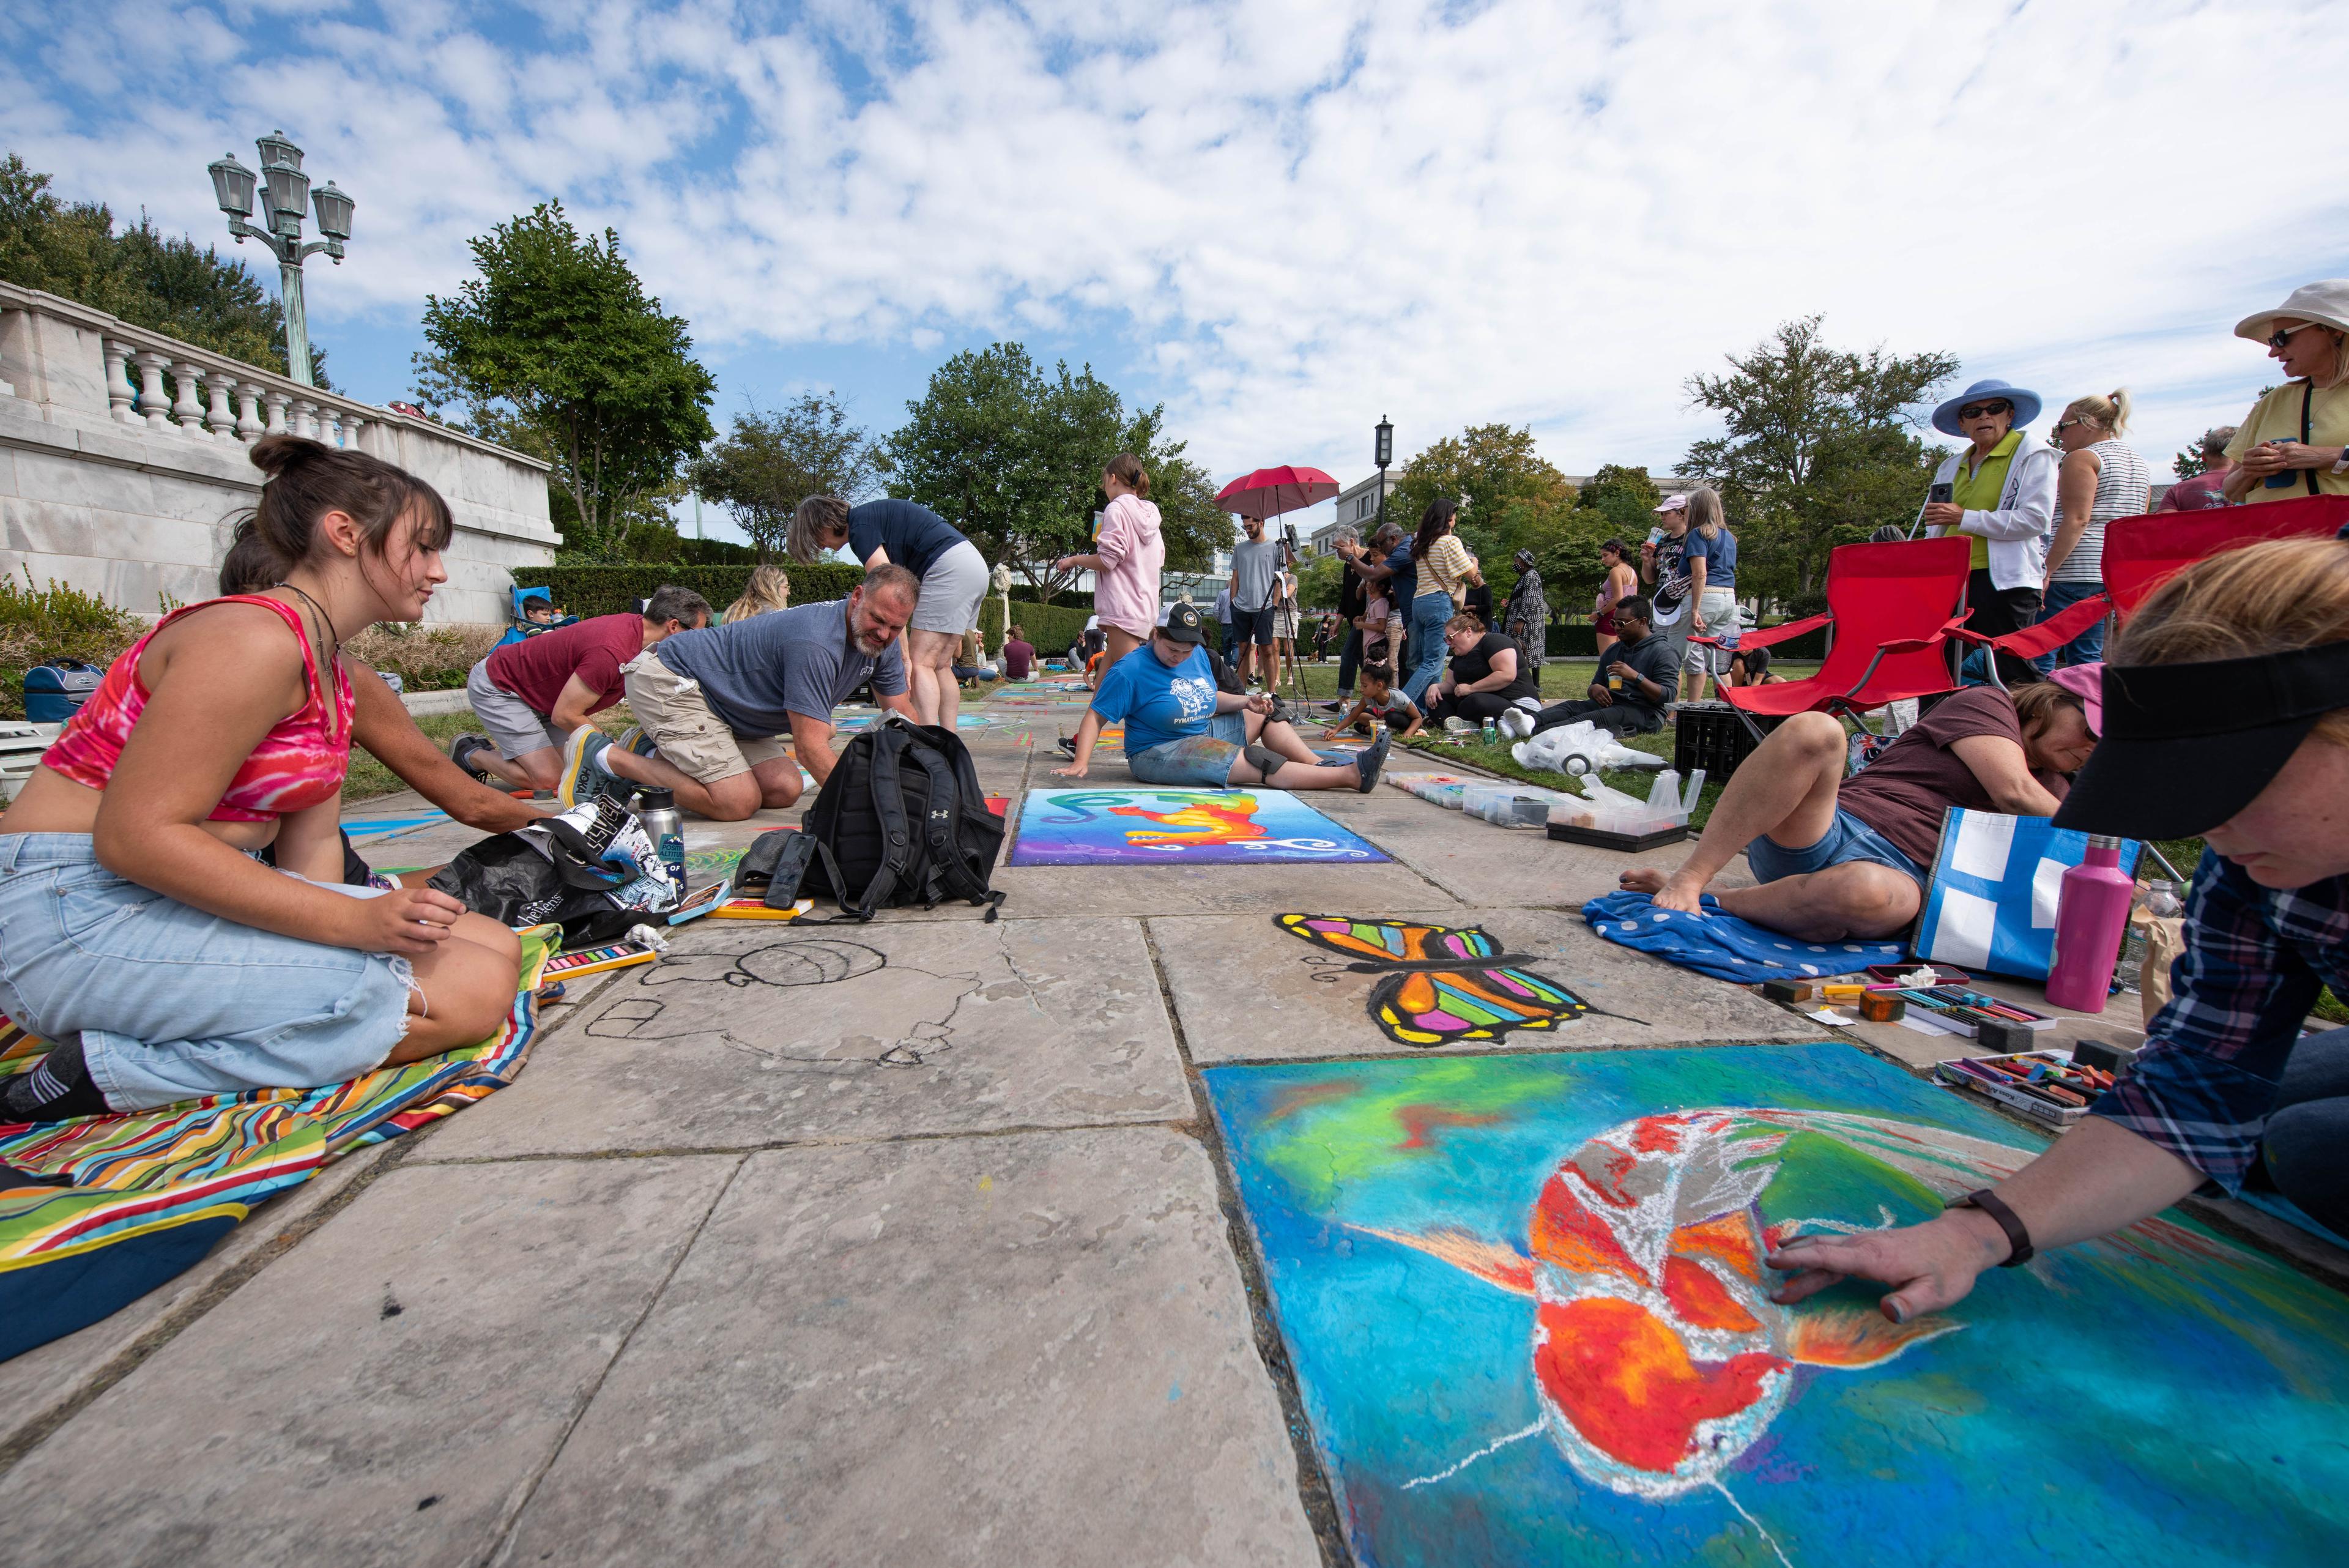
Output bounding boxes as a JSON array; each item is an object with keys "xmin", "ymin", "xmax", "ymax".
[{"xmin": 428, "ymin": 795, "xmax": 681, "ymax": 946}]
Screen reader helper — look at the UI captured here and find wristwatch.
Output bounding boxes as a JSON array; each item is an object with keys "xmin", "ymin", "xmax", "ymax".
[{"xmin": 1950, "ymin": 1189, "xmax": 2033, "ymax": 1266}]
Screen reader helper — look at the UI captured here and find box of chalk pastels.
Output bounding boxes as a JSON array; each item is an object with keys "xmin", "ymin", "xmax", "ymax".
[{"xmin": 1932, "ymin": 1048, "xmax": 2115, "ymax": 1128}]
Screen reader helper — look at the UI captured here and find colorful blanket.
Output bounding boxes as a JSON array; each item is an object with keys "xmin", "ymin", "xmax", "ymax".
[{"xmin": 0, "ymin": 927, "xmax": 555, "ymax": 1362}]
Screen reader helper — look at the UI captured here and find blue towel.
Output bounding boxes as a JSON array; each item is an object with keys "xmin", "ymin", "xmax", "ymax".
[{"xmin": 1580, "ymin": 890, "xmax": 1907, "ymax": 982}]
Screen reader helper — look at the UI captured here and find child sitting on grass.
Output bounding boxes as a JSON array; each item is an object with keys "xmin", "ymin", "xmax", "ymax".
[{"xmin": 1326, "ymin": 664, "xmax": 1425, "ymax": 740}]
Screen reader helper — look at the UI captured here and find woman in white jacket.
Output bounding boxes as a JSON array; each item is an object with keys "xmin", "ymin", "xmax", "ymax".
[{"xmin": 1920, "ymin": 377, "xmax": 2059, "ymax": 685}]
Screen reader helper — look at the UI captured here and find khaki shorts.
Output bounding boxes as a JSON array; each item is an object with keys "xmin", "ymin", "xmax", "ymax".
[{"xmin": 620, "ymin": 651, "xmax": 792, "ymax": 785}]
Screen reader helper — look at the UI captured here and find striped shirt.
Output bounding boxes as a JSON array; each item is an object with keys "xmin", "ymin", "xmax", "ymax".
[
  {"xmin": 2050, "ymin": 438, "xmax": 2151, "ymax": 584},
  {"xmin": 1420, "ymin": 533, "xmax": 1477, "ymax": 601},
  {"xmin": 2090, "ymin": 849, "xmax": 2348, "ymax": 1191}
]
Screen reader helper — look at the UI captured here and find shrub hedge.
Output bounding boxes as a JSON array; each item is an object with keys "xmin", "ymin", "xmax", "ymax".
[
  {"xmin": 979, "ymin": 598, "xmax": 1095, "ymax": 658},
  {"xmin": 1, "ymin": 574, "xmax": 143, "ymax": 721},
  {"xmin": 510, "ymin": 563, "xmax": 870, "ymax": 619},
  {"xmin": 1540, "ymin": 619, "xmax": 1827, "ymax": 660}
]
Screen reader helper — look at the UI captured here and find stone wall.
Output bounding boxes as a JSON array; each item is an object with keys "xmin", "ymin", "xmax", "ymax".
[{"xmin": 0, "ymin": 281, "xmax": 558, "ymax": 623}]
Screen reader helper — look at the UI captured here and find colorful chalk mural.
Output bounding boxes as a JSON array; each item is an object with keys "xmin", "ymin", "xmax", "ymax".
[
  {"xmin": 1277, "ymin": 913, "xmax": 1592, "ymax": 1047},
  {"xmin": 1009, "ymin": 787, "xmax": 1389, "ymax": 866},
  {"xmin": 1204, "ymin": 1044, "xmax": 2349, "ymax": 1568}
]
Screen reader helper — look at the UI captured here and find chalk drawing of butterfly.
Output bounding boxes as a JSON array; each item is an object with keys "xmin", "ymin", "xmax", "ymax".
[{"xmin": 1276, "ymin": 913, "xmax": 1611, "ymax": 1048}]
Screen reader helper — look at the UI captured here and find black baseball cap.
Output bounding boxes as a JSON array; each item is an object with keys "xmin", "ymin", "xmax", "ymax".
[
  {"xmin": 2053, "ymin": 641, "xmax": 2349, "ymax": 840},
  {"xmin": 1160, "ymin": 602, "xmax": 1207, "ymax": 645}
]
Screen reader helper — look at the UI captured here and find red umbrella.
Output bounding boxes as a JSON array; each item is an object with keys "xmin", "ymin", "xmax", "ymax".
[{"xmin": 1214, "ymin": 465, "xmax": 1339, "ymax": 519}]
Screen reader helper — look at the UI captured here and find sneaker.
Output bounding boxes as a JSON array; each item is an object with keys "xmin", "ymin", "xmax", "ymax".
[
  {"xmin": 1498, "ymin": 707, "xmax": 1534, "ymax": 741},
  {"xmin": 559, "ymin": 727, "xmax": 626, "ymax": 808},
  {"xmin": 618, "ymin": 726, "xmax": 658, "ymax": 758},
  {"xmin": 1055, "ymin": 735, "xmax": 1078, "ymax": 756},
  {"xmin": 1354, "ymin": 730, "xmax": 1392, "ymax": 792},
  {"xmin": 448, "ymin": 732, "xmax": 497, "ymax": 784},
  {"xmin": 1319, "ymin": 698, "xmax": 1348, "ymax": 712}
]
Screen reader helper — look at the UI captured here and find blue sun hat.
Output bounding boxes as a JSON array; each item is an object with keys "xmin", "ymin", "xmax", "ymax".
[{"xmin": 1931, "ymin": 377, "xmax": 2043, "ymax": 437}]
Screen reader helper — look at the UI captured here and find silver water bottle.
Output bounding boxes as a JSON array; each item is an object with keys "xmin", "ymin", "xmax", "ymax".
[{"xmin": 634, "ymin": 788, "xmax": 688, "ymax": 893}]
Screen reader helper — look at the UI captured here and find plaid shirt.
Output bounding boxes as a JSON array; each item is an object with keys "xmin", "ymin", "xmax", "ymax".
[{"xmin": 2091, "ymin": 850, "xmax": 2348, "ymax": 1192}]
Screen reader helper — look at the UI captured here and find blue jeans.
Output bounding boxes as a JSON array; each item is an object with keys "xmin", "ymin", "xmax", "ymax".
[
  {"xmin": 1127, "ymin": 711, "xmax": 1249, "ymax": 787},
  {"xmin": 2263, "ymin": 1026, "xmax": 2349, "ymax": 1238},
  {"xmin": 2030, "ymin": 579, "xmax": 2108, "ymax": 672},
  {"xmin": 0, "ymin": 833, "xmax": 415, "ymax": 1110},
  {"xmin": 1744, "ymin": 807, "xmax": 1924, "ymax": 890},
  {"xmin": 1401, "ymin": 591, "xmax": 1453, "ymax": 707}
]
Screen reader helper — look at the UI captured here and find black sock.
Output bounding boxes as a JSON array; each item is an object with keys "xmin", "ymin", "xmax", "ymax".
[{"xmin": 1, "ymin": 1036, "xmax": 110, "ymax": 1123}]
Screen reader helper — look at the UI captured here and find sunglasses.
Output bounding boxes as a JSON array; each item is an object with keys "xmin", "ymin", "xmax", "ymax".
[
  {"xmin": 2267, "ymin": 322, "xmax": 2326, "ymax": 349},
  {"xmin": 1958, "ymin": 400, "xmax": 2014, "ymax": 420}
]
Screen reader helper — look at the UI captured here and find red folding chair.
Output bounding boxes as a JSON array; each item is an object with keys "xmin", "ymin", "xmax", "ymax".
[
  {"xmin": 1955, "ymin": 494, "xmax": 2349, "ymax": 684},
  {"xmin": 1706, "ymin": 536, "xmax": 1973, "ymax": 740}
]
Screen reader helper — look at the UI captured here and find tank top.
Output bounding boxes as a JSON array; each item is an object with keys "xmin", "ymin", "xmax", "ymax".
[
  {"xmin": 40, "ymin": 595, "xmax": 356, "ymax": 822},
  {"xmin": 2050, "ymin": 439, "xmax": 2151, "ymax": 584}
]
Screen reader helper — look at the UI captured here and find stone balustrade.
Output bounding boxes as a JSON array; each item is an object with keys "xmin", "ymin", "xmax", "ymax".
[{"xmin": 0, "ymin": 280, "xmax": 558, "ymax": 623}]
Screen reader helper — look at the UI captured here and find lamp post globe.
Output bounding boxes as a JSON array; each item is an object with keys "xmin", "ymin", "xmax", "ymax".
[
  {"xmin": 207, "ymin": 152, "xmax": 256, "ymax": 218},
  {"xmin": 209, "ymin": 129, "xmax": 352, "ymax": 388}
]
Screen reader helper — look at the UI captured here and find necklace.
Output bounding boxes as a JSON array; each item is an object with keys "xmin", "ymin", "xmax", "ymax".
[{"xmin": 273, "ymin": 581, "xmax": 344, "ymax": 738}]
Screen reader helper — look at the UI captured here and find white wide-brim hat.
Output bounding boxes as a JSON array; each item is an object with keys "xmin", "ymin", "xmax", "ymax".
[{"xmin": 2234, "ymin": 279, "xmax": 2349, "ymax": 341}]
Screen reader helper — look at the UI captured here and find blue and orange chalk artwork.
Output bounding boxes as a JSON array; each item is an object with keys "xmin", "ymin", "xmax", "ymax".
[
  {"xmin": 1009, "ymin": 787, "xmax": 1387, "ymax": 866},
  {"xmin": 1203, "ymin": 1044, "xmax": 2349, "ymax": 1568}
]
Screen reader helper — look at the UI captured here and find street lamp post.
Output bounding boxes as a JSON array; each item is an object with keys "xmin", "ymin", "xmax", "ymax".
[
  {"xmin": 207, "ymin": 130, "xmax": 354, "ymax": 388},
  {"xmin": 1373, "ymin": 415, "xmax": 1393, "ymax": 538}
]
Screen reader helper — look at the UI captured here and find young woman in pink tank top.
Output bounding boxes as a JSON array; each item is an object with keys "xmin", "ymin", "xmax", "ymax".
[{"xmin": 0, "ymin": 436, "xmax": 522, "ymax": 1121}]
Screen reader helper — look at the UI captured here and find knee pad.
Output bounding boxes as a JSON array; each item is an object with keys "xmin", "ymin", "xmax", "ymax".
[{"xmin": 1243, "ymin": 741, "xmax": 1286, "ymax": 780}]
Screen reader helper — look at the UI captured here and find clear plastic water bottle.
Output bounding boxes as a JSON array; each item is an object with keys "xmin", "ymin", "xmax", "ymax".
[
  {"xmin": 2117, "ymin": 879, "xmax": 2182, "ymax": 991},
  {"xmin": 635, "ymin": 787, "xmax": 688, "ymax": 894}
]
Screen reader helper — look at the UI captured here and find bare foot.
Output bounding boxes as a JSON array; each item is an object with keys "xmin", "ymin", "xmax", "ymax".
[
  {"xmin": 1619, "ymin": 866, "xmax": 1668, "ymax": 894},
  {"xmin": 1648, "ymin": 871, "xmax": 1709, "ymax": 914}
]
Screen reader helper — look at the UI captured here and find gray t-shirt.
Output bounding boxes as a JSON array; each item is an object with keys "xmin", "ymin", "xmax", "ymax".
[
  {"xmin": 1230, "ymin": 537, "xmax": 1282, "ymax": 611},
  {"xmin": 655, "ymin": 596, "xmax": 908, "ymax": 737}
]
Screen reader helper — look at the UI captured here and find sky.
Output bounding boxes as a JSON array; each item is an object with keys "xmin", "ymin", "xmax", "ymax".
[{"xmin": 8, "ymin": 0, "xmax": 2348, "ymax": 549}]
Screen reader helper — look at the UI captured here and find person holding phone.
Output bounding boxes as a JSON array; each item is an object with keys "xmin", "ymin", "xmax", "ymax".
[
  {"xmin": 1505, "ymin": 595, "xmax": 1679, "ymax": 739},
  {"xmin": 1920, "ymin": 377, "xmax": 2059, "ymax": 685},
  {"xmin": 2221, "ymin": 281, "xmax": 2349, "ymax": 504}
]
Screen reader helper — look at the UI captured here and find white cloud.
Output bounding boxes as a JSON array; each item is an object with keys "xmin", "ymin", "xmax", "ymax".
[{"xmin": 6, "ymin": 0, "xmax": 2347, "ymax": 505}]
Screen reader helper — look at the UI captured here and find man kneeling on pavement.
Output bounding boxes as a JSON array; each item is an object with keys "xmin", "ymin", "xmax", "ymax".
[
  {"xmin": 453, "ymin": 585, "xmax": 713, "ymax": 792},
  {"xmin": 565, "ymin": 565, "xmax": 922, "ymax": 821},
  {"xmin": 1619, "ymin": 671, "xmax": 2101, "ymax": 942}
]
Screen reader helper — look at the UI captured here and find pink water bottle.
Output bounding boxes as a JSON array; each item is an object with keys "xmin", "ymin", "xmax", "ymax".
[{"xmin": 2046, "ymin": 836, "xmax": 2136, "ymax": 1013}]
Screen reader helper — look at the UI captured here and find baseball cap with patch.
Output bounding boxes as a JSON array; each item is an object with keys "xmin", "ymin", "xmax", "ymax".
[
  {"xmin": 2052, "ymin": 642, "xmax": 2349, "ymax": 840},
  {"xmin": 1160, "ymin": 601, "xmax": 1208, "ymax": 644}
]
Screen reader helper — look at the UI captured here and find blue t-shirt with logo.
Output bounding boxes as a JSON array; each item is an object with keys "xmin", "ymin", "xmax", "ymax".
[
  {"xmin": 1384, "ymin": 540, "xmax": 1418, "ymax": 605},
  {"xmin": 1089, "ymin": 644, "xmax": 1220, "ymax": 756}
]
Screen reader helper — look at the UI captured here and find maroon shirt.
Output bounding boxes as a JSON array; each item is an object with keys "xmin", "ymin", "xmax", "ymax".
[
  {"xmin": 2158, "ymin": 470, "xmax": 2230, "ymax": 511},
  {"xmin": 1003, "ymin": 638, "xmax": 1034, "ymax": 680},
  {"xmin": 484, "ymin": 613, "xmax": 645, "ymax": 716},
  {"xmin": 1839, "ymin": 687, "xmax": 2069, "ymax": 869}
]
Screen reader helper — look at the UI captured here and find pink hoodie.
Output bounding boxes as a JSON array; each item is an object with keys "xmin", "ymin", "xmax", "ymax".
[{"xmin": 1093, "ymin": 492, "xmax": 1165, "ymax": 637}]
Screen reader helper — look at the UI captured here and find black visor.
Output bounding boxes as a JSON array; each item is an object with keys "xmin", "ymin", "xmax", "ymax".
[{"xmin": 2053, "ymin": 642, "xmax": 2349, "ymax": 840}]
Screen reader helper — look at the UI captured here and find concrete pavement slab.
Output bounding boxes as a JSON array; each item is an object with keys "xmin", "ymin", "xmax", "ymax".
[
  {"xmin": 417, "ymin": 915, "xmax": 1190, "ymax": 1157},
  {"xmin": 0, "ymin": 1154, "xmax": 739, "ymax": 1568},
  {"xmin": 1152, "ymin": 904, "xmax": 1819, "ymax": 1063},
  {"xmin": 0, "ymin": 1139, "xmax": 401, "ymax": 1462},
  {"xmin": 497, "ymin": 1128, "xmax": 1323, "ymax": 1568}
]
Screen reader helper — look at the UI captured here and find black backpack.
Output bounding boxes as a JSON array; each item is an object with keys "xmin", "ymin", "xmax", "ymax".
[{"xmin": 798, "ymin": 715, "xmax": 1006, "ymax": 921}]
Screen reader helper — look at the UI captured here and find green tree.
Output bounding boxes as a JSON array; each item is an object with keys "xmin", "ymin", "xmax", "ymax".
[
  {"xmin": 1, "ymin": 152, "xmax": 329, "ymax": 384},
  {"xmin": 414, "ymin": 201, "xmax": 716, "ymax": 563},
  {"xmin": 2172, "ymin": 447, "xmax": 2208, "ymax": 481},
  {"xmin": 1681, "ymin": 315, "xmax": 1958, "ymax": 612},
  {"xmin": 1388, "ymin": 423, "xmax": 1568, "ymax": 563},
  {"xmin": 691, "ymin": 392, "xmax": 883, "ymax": 561},
  {"xmin": 883, "ymin": 341, "xmax": 1222, "ymax": 595}
]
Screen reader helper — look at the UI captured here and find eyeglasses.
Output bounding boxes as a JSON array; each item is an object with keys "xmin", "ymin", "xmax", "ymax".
[
  {"xmin": 1957, "ymin": 400, "xmax": 2014, "ymax": 420},
  {"xmin": 2268, "ymin": 322, "xmax": 2326, "ymax": 349}
]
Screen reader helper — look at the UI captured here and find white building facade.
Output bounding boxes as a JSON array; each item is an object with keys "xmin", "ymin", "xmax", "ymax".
[{"xmin": 0, "ymin": 281, "xmax": 558, "ymax": 625}]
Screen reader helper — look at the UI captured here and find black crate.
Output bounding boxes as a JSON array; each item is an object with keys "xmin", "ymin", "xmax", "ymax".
[{"xmin": 1672, "ymin": 702, "xmax": 1782, "ymax": 781}]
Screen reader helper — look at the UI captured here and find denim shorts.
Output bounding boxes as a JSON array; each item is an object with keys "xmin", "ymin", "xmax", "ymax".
[
  {"xmin": 0, "ymin": 834, "xmax": 417, "ymax": 1111},
  {"xmin": 1127, "ymin": 711, "xmax": 1249, "ymax": 787},
  {"xmin": 1744, "ymin": 808, "xmax": 1924, "ymax": 889}
]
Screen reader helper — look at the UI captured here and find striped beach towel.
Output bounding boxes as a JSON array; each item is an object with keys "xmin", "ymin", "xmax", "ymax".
[{"xmin": 0, "ymin": 927, "xmax": 555, "ymax": 1362}]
